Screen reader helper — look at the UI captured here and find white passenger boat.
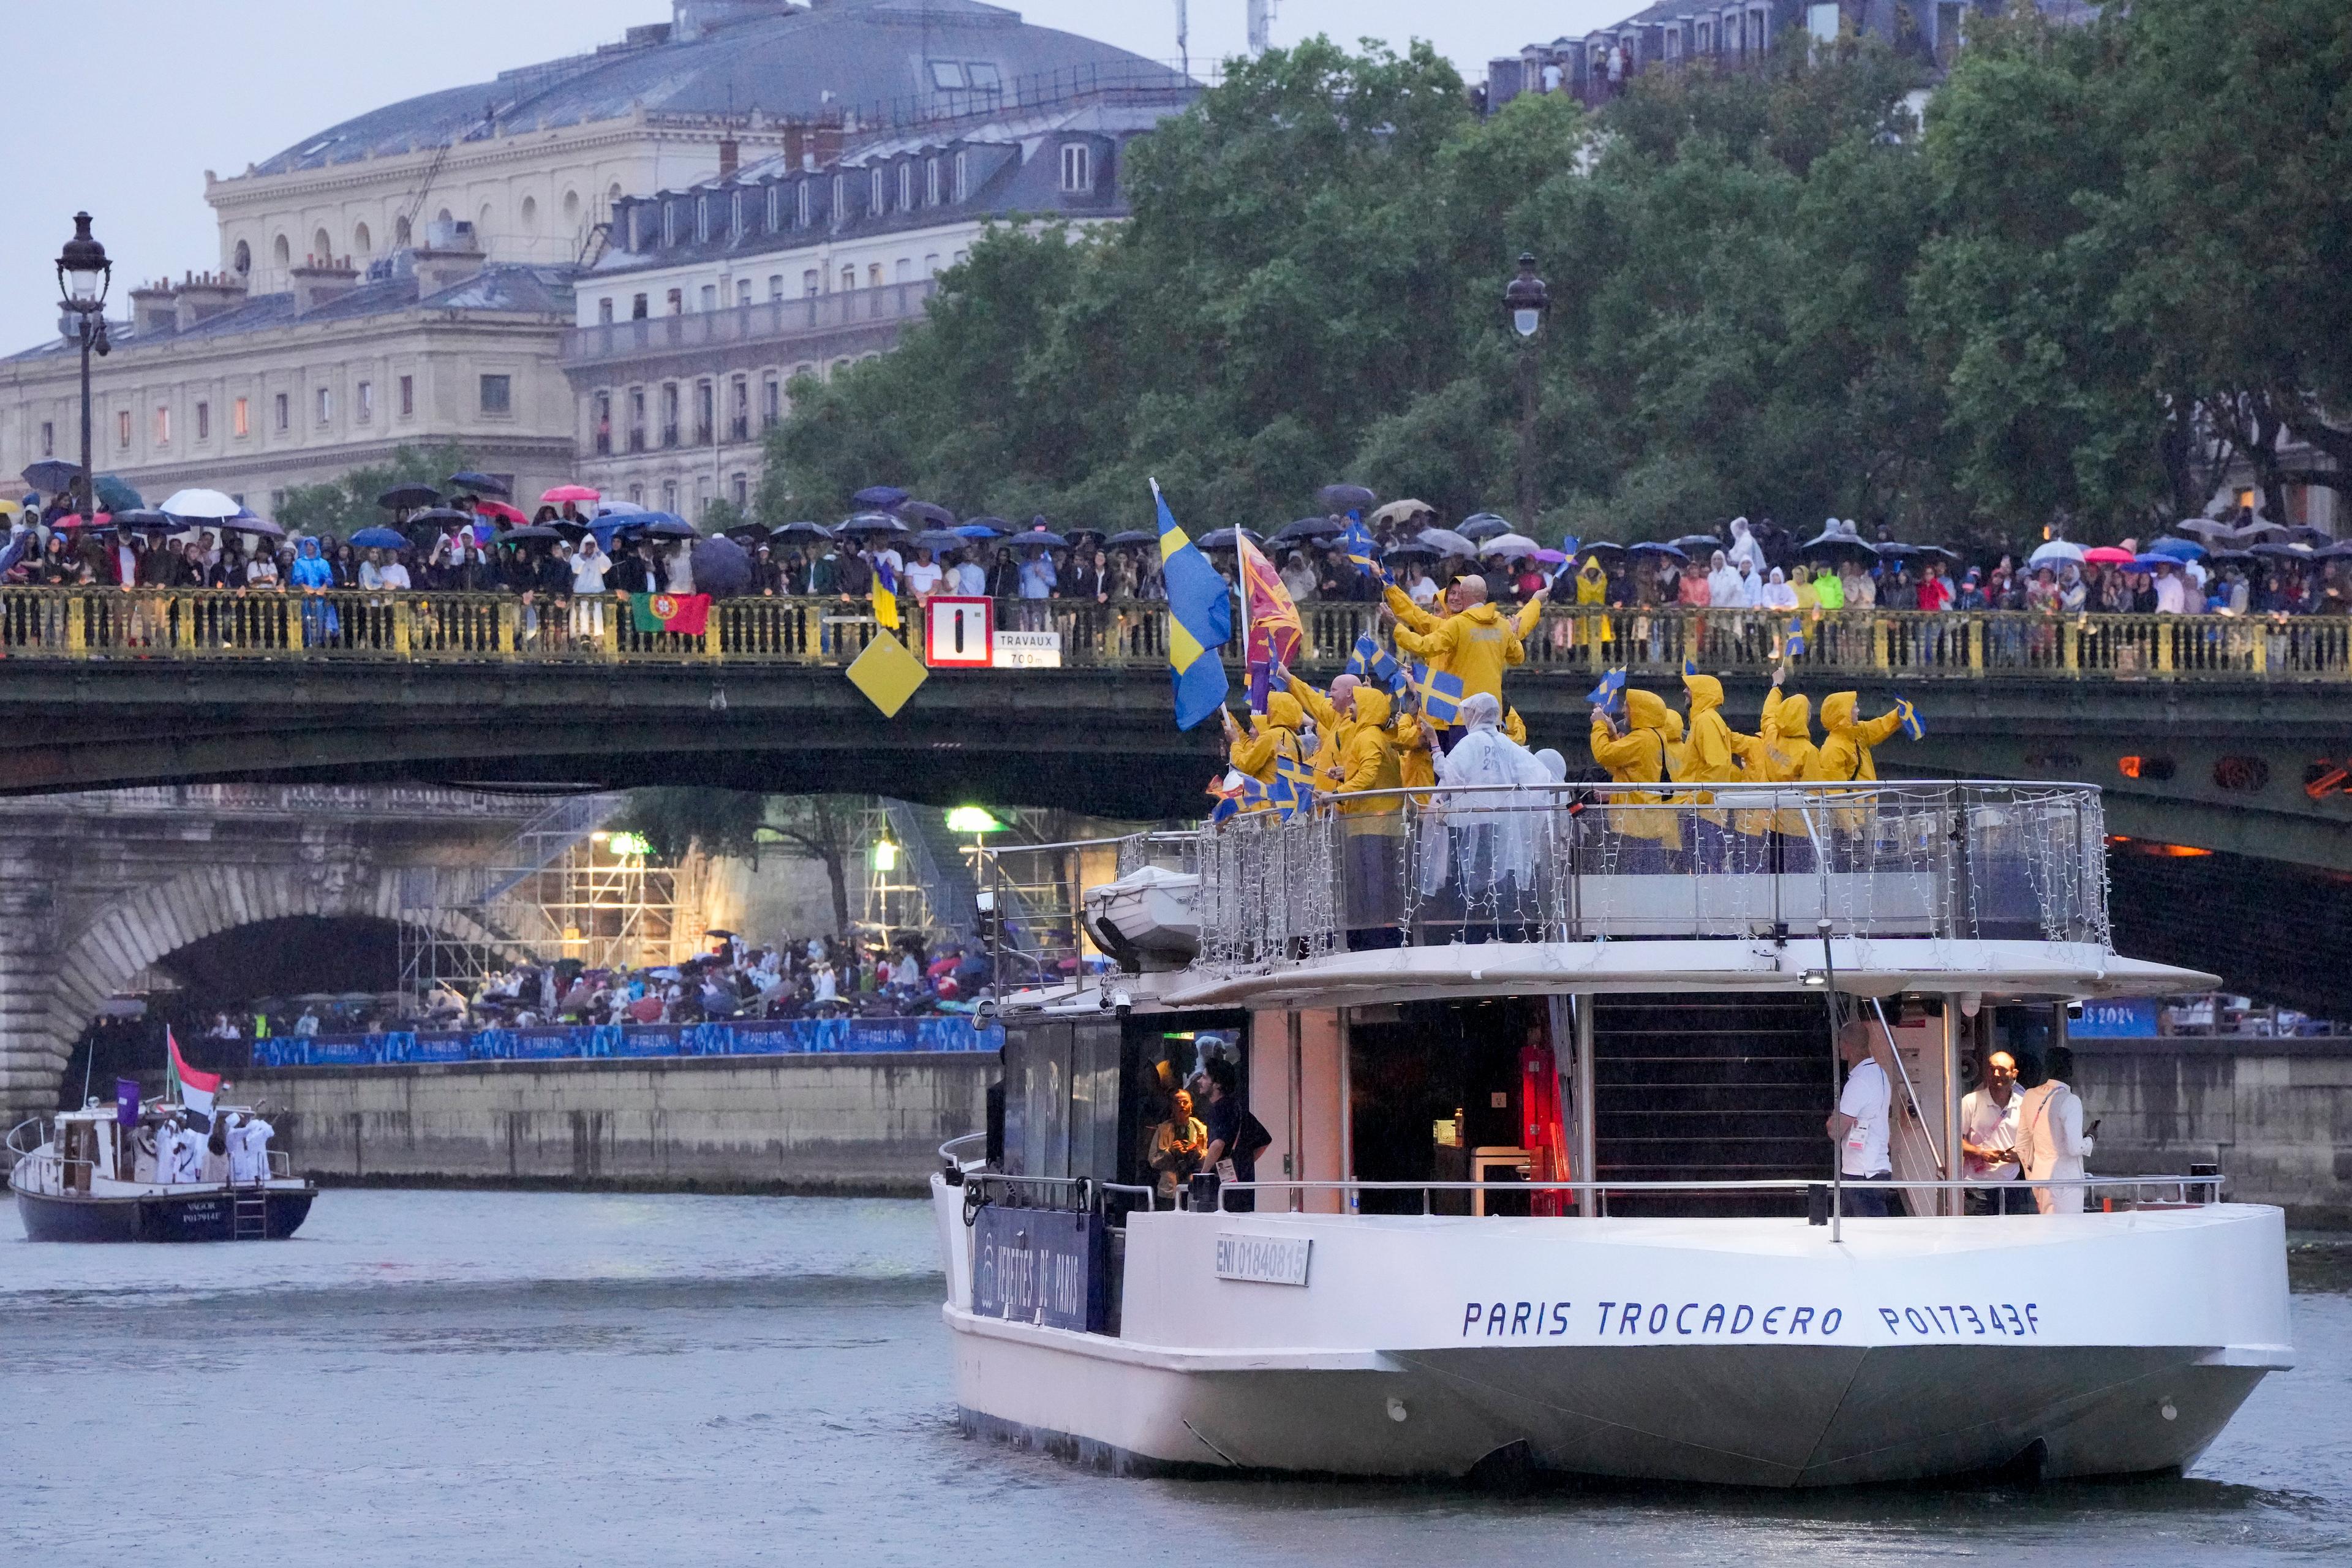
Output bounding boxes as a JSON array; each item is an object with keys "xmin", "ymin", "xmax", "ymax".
[
  {"xmin": 931, "ymin": 781, "xmax": 2292, "ymax": 1486},
  {"xmin": 9, "ymin": 1102, "xmax": 315, "ymax": 1243}
]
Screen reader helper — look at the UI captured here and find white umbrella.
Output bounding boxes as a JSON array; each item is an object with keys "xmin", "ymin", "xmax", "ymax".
[
  {"xmin": 1479, "ymin": 533, "xmax": 1542, "ymax": 560},
  {"xmin": 2027, "ymin": 540, "xmax": 2086, "ymax": 567},
  {"xmin": 158, "ymin": 488, "xmax": 240, "ymax": 521}
]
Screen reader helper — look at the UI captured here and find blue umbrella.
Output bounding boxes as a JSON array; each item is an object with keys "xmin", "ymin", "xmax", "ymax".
[
  {"xmin": 2130, "ymin": 553, "xmax": 2175, "ymax": 571},
  {"xmin": 853, "ymin": 485, "xmax": 909, "ymax": 508},
  {"xmin": 349, "ymin": 526, "xmax": 409, "ymax": 550},
  {"xmin": 837, "ymin": 511, "xmax": 909, "ymax": 537},
  {"xmin": 771, "ymin": 521, "xmax": 834, "ymax": 543},
  {"xmin": 2147, "ymin": 536, "xmax": 2206, "ymax": 560},
  {"xmin": 1458, "ymin": 513, "xmax": 1513, "ymax": 542},
  {"xmin": 1628, "ymin": 541, "xmax": 1687, "ymax": 560},
  {"xmin": 952, "ymin": 522, "xmax": 1004, "ymax": 540},
  {"xmin": 447, "ymin": 471, "xmax": 510, "ymax": 497},
  {"xmin": 1272, "ymin": 516, "xmax": 1344, "ymax": 544}
]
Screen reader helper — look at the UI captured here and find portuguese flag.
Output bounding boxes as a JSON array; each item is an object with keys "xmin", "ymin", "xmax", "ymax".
[{"xmin": 630, "ymin": 592, "xmax": 711, "ymax": 635}]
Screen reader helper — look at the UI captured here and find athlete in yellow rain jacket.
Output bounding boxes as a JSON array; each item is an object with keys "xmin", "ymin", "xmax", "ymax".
[
  {"xmin": 1334, "ymin": 687, "xmax": 1403, "ymax": 814},
  {"xmin": 1283, "ymin": 668, "xmax": 1360, "ymax": 791},
  {"xmin": 1393, "ymin": 578, "xmax": 1526, "ymax": 717},
  {"xmin": 1589, "ymin": 688, "xmax": 1683, "ymax": 852},
  {"xmin": 1808, "ymin": 690, "xmax": 1910, "ymax": 837},
  {"xmin": 1221, "ymin": 693, "xmax": 1305, "ymax": 812},
  {"xmin": 1392, "ymin": 701, "xmax": 1438, "ymax": 805},
  {"xmin": 1746, "ymin": 675, "xmax": 1820, "ymax": 840}
]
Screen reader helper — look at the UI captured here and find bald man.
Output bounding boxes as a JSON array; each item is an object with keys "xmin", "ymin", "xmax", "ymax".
[{"xmin": 1959, "ymin": 1050, "xmax": 2024, "ymax": 1215}]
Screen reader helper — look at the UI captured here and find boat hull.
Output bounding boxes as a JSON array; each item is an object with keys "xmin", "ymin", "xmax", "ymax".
[
  {"xmin": 937, "ymin": 1182, "xmax": 2291, "ymax": 1487},
  {"xmin": 13, "ymin": 1185, "xmax": 316, "ymax": 1243}
]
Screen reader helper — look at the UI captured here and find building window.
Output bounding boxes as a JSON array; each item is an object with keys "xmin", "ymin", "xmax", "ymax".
[
  {"xmin": 598, "ymin": 298, "xmax": 614, "ymax": 325},
  {"xmin": 969, "ymin": 62, "xmax": 1001, "ymax": 92},
  {"xmin": 841, "ymin": 265, "xmax": 856, "ymax": 292},
  {"xmin": 766, "ymin": 185, "xmax": 780, "ymax": 232},
  {"xmin": 768, "ymin": 274, "xmax": 783, "ymax": 301},
  {"xmin": 737, "ymin": 278, "xmax": 752, "ymax": 307},
  {"xmin": 930, "ymin": 60, "xmax": 967, "ymax": 90},
  {"xmin": 660, "ymin": 383, "xmax": 680, "ymax": 447},
  {"xmin": 194, "ymin": 402, "xmax": 209, "ymax": 442},
  {"xmin": 662, "ymin": 203, "xmax": 676, "ymax": 247},
  {"xmin": 316, "ymin": 386, "xmax": 333, "ymax": 425},
  {"xmin": 730, "ymin": 190, "xmax": 743, "ymax": 239},
  {"xmin": 832, "ymin": 175, "xmax": 845, "ymax": 223},
  {"xmin": 732, "ymin": 472, "xmax": 748, "ymax": 508},
  {"xmin": 631, "ymin": 293, "xmax": 649, "ymax": 320},
  {"xmin": 232, "ymin": 399, "xmax": 249, "ymax": 439},
  {"xmin": 662, "ymin": 479, "xmax": 678, "ymax": 514},
  {"xmin": 696, "ymin": 196, "xmax": 710, "ymax": 243},
  {"xmin": 480, "ymin": 374, "xmax": 511, "ymax": 415},
  {"xmin": 40, "ymin": 420, "xmax": 54, "ymax": 456},
  {"xmin": 694, "ymin": 379, "xmax": 714, "ymax": 446},
  {"xmin": 895, "ymin": 258, "xmax": 913, "ymax": 282},
  {"xmin": 927, "ymin": 157, "xmax": 941, "ymax": 206},
  {"xmin": 357, "ymin": 381, "xmax": 373, "ymax": 422},
  {"xmin": 867, "ymin": 263, "xmax": 883, "ymax": 288},
  {"xmin": 667, "ymin": 288, "xmax": 684, "ymax": 315},
  {"xmin": 628, "ymin": 386, "xmax": 647, "ymax": 451},
  {"xmin": 116, "ymin": 409, "xmax": 132, "ymax": 449},
  {"xmin": 700, "ymin": 284, "xmax": 717, "ymax": 312},
  {"xmin": 797, "ymin": 182, "xmax": 812, "ymax": 229},
  {"xmin": 150, "ymin": 405, "xmax": 168, "ymax": 447},
  {"xmin": 628, "ymin": 484, "xmax": 644, "ymax": 507},
  {"xmin": 594, "ymin": 390, "xmax": 612, "ymax": 456},
  {"xmin": 871, "ymin": 165, "xmax": 886, "ymax": 214},
  {"xmin": 729, "ymin": 377, "xmax": 749, "ymax": 442},
  {"xmin": 925, "ymin": 253, "xmax": 941, "ymax": 277},
  {"xmin": 398, "ymin": 375, "xmax": 414, "ymax": 418},
  {"xmin": 899, "ymin": 162, "xmax": 913, "ymax": 211},
  {"xmin": 274, "ymin": 392, "xmax": 290, "ymax": 432},
  {"xmin": 763, "ymin": 374, "xmax": 782, "ymax": 428},
  {"xmin": 803, "ymin": 269, "xmax": 820, "ymax": 296},
  {"xmin": 1060, "ymin": 143, "xmax": 1093, "ymax": 192},
  {"xmin": 954, "ymin": 150, "xmax": 969, "ymax": 201}
]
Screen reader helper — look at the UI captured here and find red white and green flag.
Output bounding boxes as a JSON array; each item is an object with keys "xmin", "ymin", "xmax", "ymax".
[
  {"xmin": 167, "ymin": 1027, "xmax": 221, "ymax": 1131},
  {"xmin": 630, "ymin": 592, "xmax": 711, "ymax": 635}
]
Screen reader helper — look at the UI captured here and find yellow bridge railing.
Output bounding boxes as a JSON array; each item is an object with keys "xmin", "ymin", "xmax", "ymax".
[{"xmin": 1, "ymin": 589, "xmax": 2345, "ymax": 680}]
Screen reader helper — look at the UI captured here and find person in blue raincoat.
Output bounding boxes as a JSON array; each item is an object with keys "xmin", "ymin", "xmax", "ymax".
[{"xmin": 289, "ymin": 535, "xmax": 340, "ymax": 646}]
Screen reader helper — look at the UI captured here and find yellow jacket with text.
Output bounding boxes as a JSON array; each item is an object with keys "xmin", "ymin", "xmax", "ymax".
[
  {"xmin": 1741, "ymin": 691, "xmax": 1820, "ymax": 837},
  {"xmin": 1229, "ymin": 692, "xmax": 1305, "ymax": 812},
  {"xmin": 1335, "ymin": 687, "xmax": 1404, "ymax": 818}
]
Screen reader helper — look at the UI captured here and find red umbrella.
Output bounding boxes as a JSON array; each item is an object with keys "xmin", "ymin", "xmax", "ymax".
[
  {"xmin": 2081, "ymin": 546, "xmax": 2136, "ymax": 565},
  {"xmin": 540, "ymin": 484, "xmax": 600, "ymax": 505},
  {"xmin": 475, "ymin": 500, "xmax": 528, "ymax": 525}
]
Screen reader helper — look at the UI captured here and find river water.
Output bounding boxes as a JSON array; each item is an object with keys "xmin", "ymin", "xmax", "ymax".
[{"xmin": 4, "ymin": 1191, "xmax": 2348, "ymax": 1567}]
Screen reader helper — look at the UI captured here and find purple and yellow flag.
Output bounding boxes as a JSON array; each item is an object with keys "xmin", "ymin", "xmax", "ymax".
[{"xmin": 1235, "ymin": 532, "xmax": 1303, "ymax": 711}]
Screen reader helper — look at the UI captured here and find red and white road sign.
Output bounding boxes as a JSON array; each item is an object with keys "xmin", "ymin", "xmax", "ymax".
[{"xmin": 924, "ymin": 596, "xmax": 995, "ymax": 668}]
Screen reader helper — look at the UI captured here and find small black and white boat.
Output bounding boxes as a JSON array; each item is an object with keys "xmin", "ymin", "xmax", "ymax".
[{"xmin": 9, "ymin": 1102, "xmax": 316, "ymax": 1243}]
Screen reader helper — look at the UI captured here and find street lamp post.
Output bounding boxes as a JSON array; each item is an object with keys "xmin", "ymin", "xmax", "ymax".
[
  {"xmin": 1504, "ymin": 252, "xmax": 1550, "ymax": 532},
  {"xmin": 55, "ymin": 213, "xmax": 113, "ymax": 522}
]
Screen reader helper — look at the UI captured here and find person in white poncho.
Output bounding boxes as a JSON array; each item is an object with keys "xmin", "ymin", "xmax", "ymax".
[{"xmin": 1420, "ymin": 694, "xmax": 1556, "ymax": 932}]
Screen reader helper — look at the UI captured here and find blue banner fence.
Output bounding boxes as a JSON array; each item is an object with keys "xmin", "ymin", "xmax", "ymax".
[{"xmin": 253, "ymin": 1015, "xmax": 1003, "ymax": 1069}]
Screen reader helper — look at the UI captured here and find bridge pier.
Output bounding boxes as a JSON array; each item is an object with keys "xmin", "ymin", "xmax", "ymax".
[{"xmin": 0, "ymin": 839, "xmax": 69, "ymax": 1129}]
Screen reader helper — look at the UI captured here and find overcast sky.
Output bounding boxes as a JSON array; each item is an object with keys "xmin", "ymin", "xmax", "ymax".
[{"xmin": 3, "ymin": 0, "xmax": 1623, "ymax": 352}]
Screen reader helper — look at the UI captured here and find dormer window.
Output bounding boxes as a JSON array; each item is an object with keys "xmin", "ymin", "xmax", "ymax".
[
  {"xmin": 898, "ymin": 162, "xmax": 913, "ymax": 211},
  {"xmin": 766, "ymin": 184, "xmax": 780, "ymax": 232},
  {"xmin": 871, "ymin": 165, "xmax": 886, "ymax": 214},
  {"xmin": 832, "ymin": 174, "xmax": 845, "ymax": 223},
  {"xmin": 930, "ymin": 61, "xmax": 967, "ymax": 90},
  {"xmin": 927, "ymin": 157, "xmax": 941, "ymax": 206},
  {"xmin": 954, "ymin": 150, "xmax": 969, "ymax": 202},
  {"xmin": 1060, "ymin": 143, "xmax": 1093, "ymax": 194},
  {"xmin": 662, "ymin": 202, "xmax": 676, "ymax": 247},
  {"xmin": 968, "ymin": 62, "xmax": 1001, "ymax": 93},
  {"xmin": 731, "ymin": 190, "xmax": 744, "ymax": 239},
  {"xmin": 696, "ymin": 195, "xmax": 710, "ymax": 243}
]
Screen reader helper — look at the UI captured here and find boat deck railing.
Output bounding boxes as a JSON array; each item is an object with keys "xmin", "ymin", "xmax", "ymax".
[{"xmin": 1196, "ymin": 779, "xmax": 2109, "ymax": 967}]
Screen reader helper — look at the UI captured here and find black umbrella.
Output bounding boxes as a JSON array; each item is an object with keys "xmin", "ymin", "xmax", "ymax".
[
  {"xmin": 1063, "ymin": 524, "xmax": 1109, "ymax": 543},
  {"xmin": 1272, "ymin": 516, "xmax": 1345, "ymax": 544},
  {"xmin": 499, "ymin": 524, "xmax": 566, "ymax": 542},
  {"xmin": 408, "ymin": 507, "xmax": 475, "ymax": 529},
  {"xmin": 20, "ymin": 459, "xmax": 81, "ymax": 494},
  {"xmin": 691, "ymin": 534, "xmax": 753, "ymax": 598},
  {"xmin": 2203, "ymin": 548, "xmax": 2256, "ymax": 564},
  {"xmin": 911, "ymin": 529, "xmax": 967, "ymax": 552},
  {"xmin": 771, "ymin": 521, "xmax": 833, "ymax": 543},
  {"xmin": 95, "ymin": 475, "xmax": 144, "ymax": 513},
  {"xmin": 1800, "ymin": 527, "xmax": 1877, "ymax": 559},
  {"xmin": 1627, "ymin": 541, "xmax": 1687, "ymax": 560},
  {"xmin": 1008, "ymin": 527, "xmax": 1068, "ymax": 551},
  {"xmin": 379, "ymin": 483, "xmax": 441, "ymax": 511},
  {"xmin": 1106, "ymin": 530, "xmax": 1159, "ymax": 548},
  {"xmin": 837, "ymin": 511, "xmax": 909, "ymax": 537},
  {"xmin": 1458, "ymin": 513, "xmax": 1513, "ymax": 542},
  {"xmin": 1570, "ymin": 538, "xmax": 1627, "ymax": 558},
  {"xmin": 1195, "ymin": 527, "xmax": 1264, "ymax": 552},
  {"xmin": 960, "ymin": 516, "xmax": 1011, "ymax": 537},
  {"xmin": 1383, "ymin": 542, "xmax": 1439, "ymax": 563},
  {"xmin": 1670, "ymin": 533, "xmax": 1722, "ymax": 557},
  {"xmin": 641, "ymin": 518, "xmax": 700, "ymax": 540},
  {"xmin": 1912, "ymin": 544, "xmax": 1961, "ymax": 561},
  {"xmin": 549, "ymin": 520, "xmax": 594, "ymax": 543},
  {"xmin": 1316, "ymin": 483, "xmax": 1378, "ymax": 513},
  {"xmin": 853, "ymin": 485, "xmax": 909, "ymax": 508},
  {"xmin": 447, "ymin": 471, "xmax": 510, "ymax": 497},
  {"xmin": 899, "ymin": 500, "xmax": 956, "ymax": 529},
  {"xmin": 110, "ymin": 508, "xmax": 181, "ymax": 534},
  {"xmin": 723, "ymin": 524, "xmax": 769, "ymax": 545},
  {"xmin": 1874, "ymin": 541, "xmax": 1922, "ymax": 559}
]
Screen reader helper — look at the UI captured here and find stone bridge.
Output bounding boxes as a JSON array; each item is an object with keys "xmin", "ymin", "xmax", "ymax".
[{"xmin": 0, "ymin": 786, "xmax": 579, "ymax": 1126}]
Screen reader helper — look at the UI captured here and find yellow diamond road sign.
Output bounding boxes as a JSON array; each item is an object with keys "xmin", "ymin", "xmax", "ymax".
[{"xmin": 846, "ymin": 632, "xmax": 929, "ymax": 718}]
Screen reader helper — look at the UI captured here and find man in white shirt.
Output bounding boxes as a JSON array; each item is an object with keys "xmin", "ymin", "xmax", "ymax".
[
  {"xmin": 2152, "ymin": 561, "xmax": 2187, "ymax": 615},
  {"xmin": 1826, "ymin": 1024, "xmax": 1896, "ymax": 1216},
  {"xmin": 902, "ymin": 546, "xmax": 944, "ymax": 598},
  {"xmin": 1959, "ymin": 1050, "xmax": 2024, "ymax": 1215},
  {"xmin": 230, "ymin": 1114, "xmax": 275, "ymax": 1185},
  {"xmin": 952, "ymin": 551, "xmax": 987, "ymax": 597}
]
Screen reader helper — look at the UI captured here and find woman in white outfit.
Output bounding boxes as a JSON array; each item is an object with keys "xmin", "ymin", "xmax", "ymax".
[{"xmin": 2013, "ymin": 1046, "xmax": 2095, "ymax": 1214}]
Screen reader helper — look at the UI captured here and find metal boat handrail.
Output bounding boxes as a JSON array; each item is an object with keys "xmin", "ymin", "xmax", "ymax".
[
  {"xmin": 1206, "ymin": 1174, "xmax": 2222, "ymax": 1213},
  {"xmin": 938, "ymin": 1131, "xmax": 988, "ymax": 1171},
  {"xmin": 11, "ymin": 1153, "xmax": 94, "ymax": 1197},
  {"xmin": 7, "ymin": 1116, "xmax": 48, "ymax": 1159}
]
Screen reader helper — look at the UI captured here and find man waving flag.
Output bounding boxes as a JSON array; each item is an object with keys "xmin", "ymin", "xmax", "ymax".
[
  {"xmin": 1235, "ymin": 532, "xmax": 1304, "ymax": 712},
  {"xmin": 166, "ymin": 1027, "xmax": 220, "ymax": 1133},
  {"xmin": 1151, "ymin": 480, "xmax": 1231, "ymax": 729}
]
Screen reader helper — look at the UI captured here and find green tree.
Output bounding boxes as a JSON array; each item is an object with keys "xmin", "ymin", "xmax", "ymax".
[
  {"xmin": 614, "ymin": 790, "xmax": 867, "ymax": 935},
  {"xmin": 276, "ymin": 443, "xmax": 476, "ymax": 538}
]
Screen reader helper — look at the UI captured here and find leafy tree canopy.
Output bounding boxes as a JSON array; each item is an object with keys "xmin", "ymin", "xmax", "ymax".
[{"xmin": 276, "ymin": 443, "xmax": 476, "ymax": 540}]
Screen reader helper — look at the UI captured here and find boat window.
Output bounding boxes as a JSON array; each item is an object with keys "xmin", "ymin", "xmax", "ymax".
[{"xmin": 1349, "ymin": 999, "xmax": 1558, "ymax": 1216}]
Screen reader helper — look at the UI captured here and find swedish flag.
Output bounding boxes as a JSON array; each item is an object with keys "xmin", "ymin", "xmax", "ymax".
[
  {"xmin": 1152, "ymin": 479, "xmax": 1232, "ymax": 729},
  {"xmin": 1340, "ymin": 519, "xmax": 1387, "ymax": 581},
  {"xmin": 1894, "ymin": 695, "xmax": 1925, "ymax": 741},
  {"xmin": 1410, "ymin": 662, "xmax": 1465, "ymax": 725},
  {"xmin": 1345, "ymin": 632, "xmax": 1404, "ymax": 695}
]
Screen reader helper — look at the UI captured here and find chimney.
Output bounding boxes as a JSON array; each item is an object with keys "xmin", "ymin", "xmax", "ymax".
[
  {"xmin": 129, "ymin": 281, "xmax": 180, "ymax": 336},
  {"xmin": 175, "ymin": 271, "xmax": 249, "ymax": 330},
  {"xmin": 412, "ymin": 226, "xmax": 488, "ymax": 296},
  {"xmin": 290, "ymin": 257, "xmax": 361, "ymax": 315},
  {"xmin": 718, "ymin": 135, "xmax": 740, "ymax": 181}
]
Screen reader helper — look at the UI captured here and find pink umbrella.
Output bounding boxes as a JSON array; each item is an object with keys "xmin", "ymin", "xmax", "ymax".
[
  {"xmin": 540, "ymin": 484, "xmax": 600, "ymax": 505},
  {"xmin": 476, "ymin": 500, "xmax": 529, "ymax": 525},
  {"xmin": 2081, "ymin": 546, "xmax": 2136, "ymax": 565}
]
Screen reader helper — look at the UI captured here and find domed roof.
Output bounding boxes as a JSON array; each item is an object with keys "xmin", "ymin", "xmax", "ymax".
[{"xmin": 253, "ymin": 0, "xmax": 1185, "ymax": 176}]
